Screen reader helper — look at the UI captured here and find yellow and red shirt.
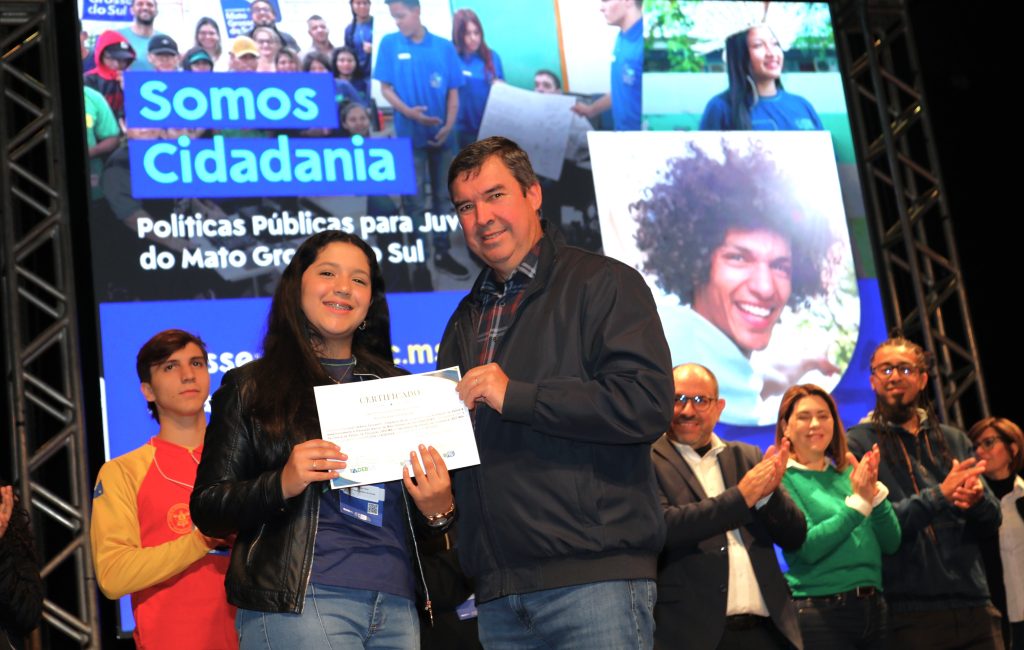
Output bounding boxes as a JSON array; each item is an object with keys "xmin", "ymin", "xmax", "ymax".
[{"xmin": 91, "ymin": 437, "xmax": 236, "ymax": 649}]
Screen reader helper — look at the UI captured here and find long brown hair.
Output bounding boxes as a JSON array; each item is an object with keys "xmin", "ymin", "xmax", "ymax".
[
  {"xmin": 775, "ymin": 383, "xmax": 849, "ymax": 471},
  {"xmin": 453, "ymin": 9, "xmax": 497, "ymax": 80},
  {"xmin": 243, "ymin": 232, "xmax": 396, "ymax": 457}
]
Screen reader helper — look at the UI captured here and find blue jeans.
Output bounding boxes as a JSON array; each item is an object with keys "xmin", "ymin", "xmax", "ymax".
[
  {"xmin": 236, "ymin": 584, "xmax": 418, "ymax": 649},
  {"xmin": 477, "ymin": 579, "xmax": 656, "ymax": 650},
  {"xmin": 405, "ymin": 143, "xmax": 456, "ymax": 255}
]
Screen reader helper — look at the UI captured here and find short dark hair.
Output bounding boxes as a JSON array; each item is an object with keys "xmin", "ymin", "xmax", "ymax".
[
  {"xmin": 448, "ymin": 136, "xmax": 539, "ymax": 198},
  {"xmin": 631, "ymin": 140, "xmax": 833, "ymax": 307},
  {"xmin": 136, "ymin": 329, "xmax": 208, "ymax": 420},
  {"xmin": 276, "ymin": 47, "xmax": 300, "ymax": 66},
  {"xmin": 385, "ymin": 0, "xmax": 419, "ymax": 7},
  {"xmin": 250, "ymin": 0, "xmax": 276, "ymax": 19},
  {"xmin": 534, "ymin": 69, "xmax": 561, "ymax": 90},
  {"xmin": 968, "ymin": 417, "xmax": 1024, "ymax": 473},
  {"xmin": 307, "ymin": 14, "xmax": 324, "ymax": 22},
  {"xmin": 302, "ymin": 50, "xmax": 331, "ymax": 72}
]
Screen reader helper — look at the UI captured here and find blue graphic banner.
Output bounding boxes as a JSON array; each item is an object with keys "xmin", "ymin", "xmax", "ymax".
[
  {"xmin": 82, "ymin": 0, "xmax": 132, "ymax": 21},
  {"xmin": 124, "ymin": 72, "xmax": 338, "ymax": 129},
  {"xmin": 128, "ymin": 135, "xmax": 416, "ymax": 199}
]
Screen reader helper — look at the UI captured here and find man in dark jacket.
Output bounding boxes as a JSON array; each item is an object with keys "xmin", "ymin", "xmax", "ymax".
[
  {"xmin": 848, "ymin": 336, "xmax": 1003, "ymax": 649},
  {"xmin": 438, "ymin": 136, "xmax": 674, "ymax": 649},
  {"xmin": 652, "ymin": 363, "xmax": 804, "ymax": 650}
]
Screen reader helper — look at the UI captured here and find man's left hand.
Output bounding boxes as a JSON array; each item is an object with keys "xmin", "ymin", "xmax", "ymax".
[{"xmin": 457, "ymin": 363, "xmax": 509, "ymax": 413}]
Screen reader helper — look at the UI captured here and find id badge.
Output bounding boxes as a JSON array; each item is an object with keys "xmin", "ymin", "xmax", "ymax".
[{"xmin": 339, "ymin": 484, "xmax": 386, "ymax": 527}]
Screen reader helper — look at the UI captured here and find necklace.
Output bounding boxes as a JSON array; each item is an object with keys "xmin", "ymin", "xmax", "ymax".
[
  {"xmin": 151, "ymin": 447, "xmax": 200, "ymax": 490},
  {"xmin": 323, "ymin": 355, "xmax": 358, "ymax": 384}
]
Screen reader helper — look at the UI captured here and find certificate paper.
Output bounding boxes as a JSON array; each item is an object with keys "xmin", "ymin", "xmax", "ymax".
[{"xmin": 314, "ymin": 367, "xmax": 480, "ymax": 489}]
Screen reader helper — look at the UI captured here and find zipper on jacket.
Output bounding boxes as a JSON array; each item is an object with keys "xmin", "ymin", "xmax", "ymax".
[
  {"xmin": 296, "ymin": 484, "xmax": 321, "ymax": 613},
  {"xmin": 457, "ymin": 310, "xmax": 512, "ymax": 597},
  {"xmin": 245, "ymin": 523, "xmax": 266, "ymax": 569},
  {"xmin": 401, "ymin": 488, "xmax": 434, "ymax": 626}
]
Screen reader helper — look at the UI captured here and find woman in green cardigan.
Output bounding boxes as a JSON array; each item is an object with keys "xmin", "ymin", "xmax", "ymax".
[{"xmin": 775, "ymin": 384, "xmax": 901, "ymax": 649}]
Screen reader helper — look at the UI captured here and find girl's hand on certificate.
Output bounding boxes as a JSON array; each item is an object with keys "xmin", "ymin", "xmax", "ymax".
[
  {"xmin": 404, "ymin": 444, "xmax": 453, "ymax": 517},
  {"xmin": 281, "ymin": 439, "xmax": 347, "ymax": 499}
]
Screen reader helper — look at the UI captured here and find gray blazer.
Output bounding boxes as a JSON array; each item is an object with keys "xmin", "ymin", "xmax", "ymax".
[{"xmin": 651, "ymin": 434, "xmax": 806, "ymax": 649}]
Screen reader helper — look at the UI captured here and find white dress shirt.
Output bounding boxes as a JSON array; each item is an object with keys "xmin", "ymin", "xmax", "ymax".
[{"xmin": 671, "ymin": 434, "xmax": 770, "ymax": 617}]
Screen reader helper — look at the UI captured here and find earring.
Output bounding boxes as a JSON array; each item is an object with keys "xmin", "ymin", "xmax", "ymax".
[{"xmin": 359, "ymin": 320, "xmax": 367, "ymax": 330}]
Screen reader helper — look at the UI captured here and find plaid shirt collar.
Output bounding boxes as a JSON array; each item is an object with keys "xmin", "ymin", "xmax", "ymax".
[
  {"xmin": 477, "ymin": 242, "xmax": 542, "ymax": 300},
  {"xmin": 473, "ymin": 240, "xmax": 543, "ymax": 366}
]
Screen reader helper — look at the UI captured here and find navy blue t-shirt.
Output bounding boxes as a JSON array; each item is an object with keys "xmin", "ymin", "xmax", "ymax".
[{"xmin": 311, "ymin": 359, "xmax": 414, "ymax": 599}]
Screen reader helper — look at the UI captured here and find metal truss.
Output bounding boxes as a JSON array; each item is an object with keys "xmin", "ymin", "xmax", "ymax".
[
  {"xmin": 1, "ymin": 1, "xmax": 100, "ymax": 647},
  {"xmin": 832, "ymin": 0, "xmax": 988, "ymax": 428}
]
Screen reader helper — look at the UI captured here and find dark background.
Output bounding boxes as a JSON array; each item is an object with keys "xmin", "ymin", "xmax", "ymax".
[{"xmin": 908, "ymin": 0, "xmax": 1013, "ymax": 418}]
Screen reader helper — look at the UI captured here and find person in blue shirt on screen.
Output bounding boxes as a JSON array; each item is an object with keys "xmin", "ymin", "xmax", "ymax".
[
  {"xmin": 344, "ymin": 0, "xmax": 374, "ymax": 89},
  {"xmin": 331, "ymin": 46, "xmax": 367, "ymax": 104},
  {"xmin": 572, "ymin": 0, "xmax": 643, "ymax": 131},
  {"xmin": 700, "ymin": 24, "xmax": 824, "ymax": 132},
  {"xmin": 375, "ymin": 0, "xmax": 469, "ymax": 281},
  {"xmin": 452, "ymin": 8, "xmax": 503, "ymax": 149},
  {"xmin": 116, "ymin": 0, "xmax": 163, "ymax": 72}
]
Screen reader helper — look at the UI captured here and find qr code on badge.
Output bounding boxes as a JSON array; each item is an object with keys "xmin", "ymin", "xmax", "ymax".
[{"xmin": 367, "ymin": 503, "xmax": 379, "ymax": 516}]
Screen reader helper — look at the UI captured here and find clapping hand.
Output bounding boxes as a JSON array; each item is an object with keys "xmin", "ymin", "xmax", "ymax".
[{"xmin": 847, "ymin": 444, "xmax": 880, "ymax": 503}]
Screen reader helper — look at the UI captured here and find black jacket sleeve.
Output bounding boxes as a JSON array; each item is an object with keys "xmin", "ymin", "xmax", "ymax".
[
  {"xmin": 0, "ymin": 505, "xmax": 43, "ymax": 638},
  {"xmin": 191, "ymin": 369, "xmax": 290, "ymax": 538},
  {"xmin": 500, "ymin": 257, "xmax": 674, "ymax": 445},
  {"xmin": 755, "ymin": 484, "xmax": 808, "ymax": 552}
]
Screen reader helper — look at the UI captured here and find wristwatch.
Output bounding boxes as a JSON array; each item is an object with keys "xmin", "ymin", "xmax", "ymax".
[{"xmin": 425, "ymin": 502, "xmax": 456, "ymax": 528}]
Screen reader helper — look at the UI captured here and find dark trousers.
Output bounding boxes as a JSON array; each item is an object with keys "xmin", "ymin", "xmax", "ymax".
[
  {"xmin": 718, "ymin": 615, "xmax": 792, "ymax": 650},
  {"xmin": 794, "ymin": 592, "xmax": 887, "ymax": 650},
  {"xmin": 888, "ymin": 605, "xmax": 1004, "ymax": 650}
]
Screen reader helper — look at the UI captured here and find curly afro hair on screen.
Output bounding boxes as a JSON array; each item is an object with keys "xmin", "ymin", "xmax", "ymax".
[{"xmin": 631, "ymin": 140, "xmax": 834, "ymax": 308}]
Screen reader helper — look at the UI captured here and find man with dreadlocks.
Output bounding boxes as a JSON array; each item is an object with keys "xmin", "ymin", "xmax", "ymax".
[{"xmin": 848, "ymin": 336, "xmax": 1004, "ymax": 650}]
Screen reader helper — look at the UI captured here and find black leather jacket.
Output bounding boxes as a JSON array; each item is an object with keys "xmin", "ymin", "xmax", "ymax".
[{"xmin": 191, "ymin": 363, "xmax": 438, "ymax": 614}]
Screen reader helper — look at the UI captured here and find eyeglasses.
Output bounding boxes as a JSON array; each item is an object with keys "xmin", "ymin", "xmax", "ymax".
[
  {"xmin": 871, "ymin": 364, "xmax": 920, "ymax": 378},
  {"xmin": 974, "ymin": 437, "xmax": 1002, "ymax": 450},
  {"xmin": 674, "ymin": 394, "xmax": 716, "ymax": 411}
]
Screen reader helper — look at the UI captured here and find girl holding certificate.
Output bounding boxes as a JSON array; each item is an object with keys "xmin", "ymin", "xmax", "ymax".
[{"xmin": 192, "ymin": 231, "xmax": 453, "ymax": 649}]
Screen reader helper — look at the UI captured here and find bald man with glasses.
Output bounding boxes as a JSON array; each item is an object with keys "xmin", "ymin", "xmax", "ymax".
[{"xmin": 651, "ymin": 363, "xmax": 806, "ymax": 650}]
